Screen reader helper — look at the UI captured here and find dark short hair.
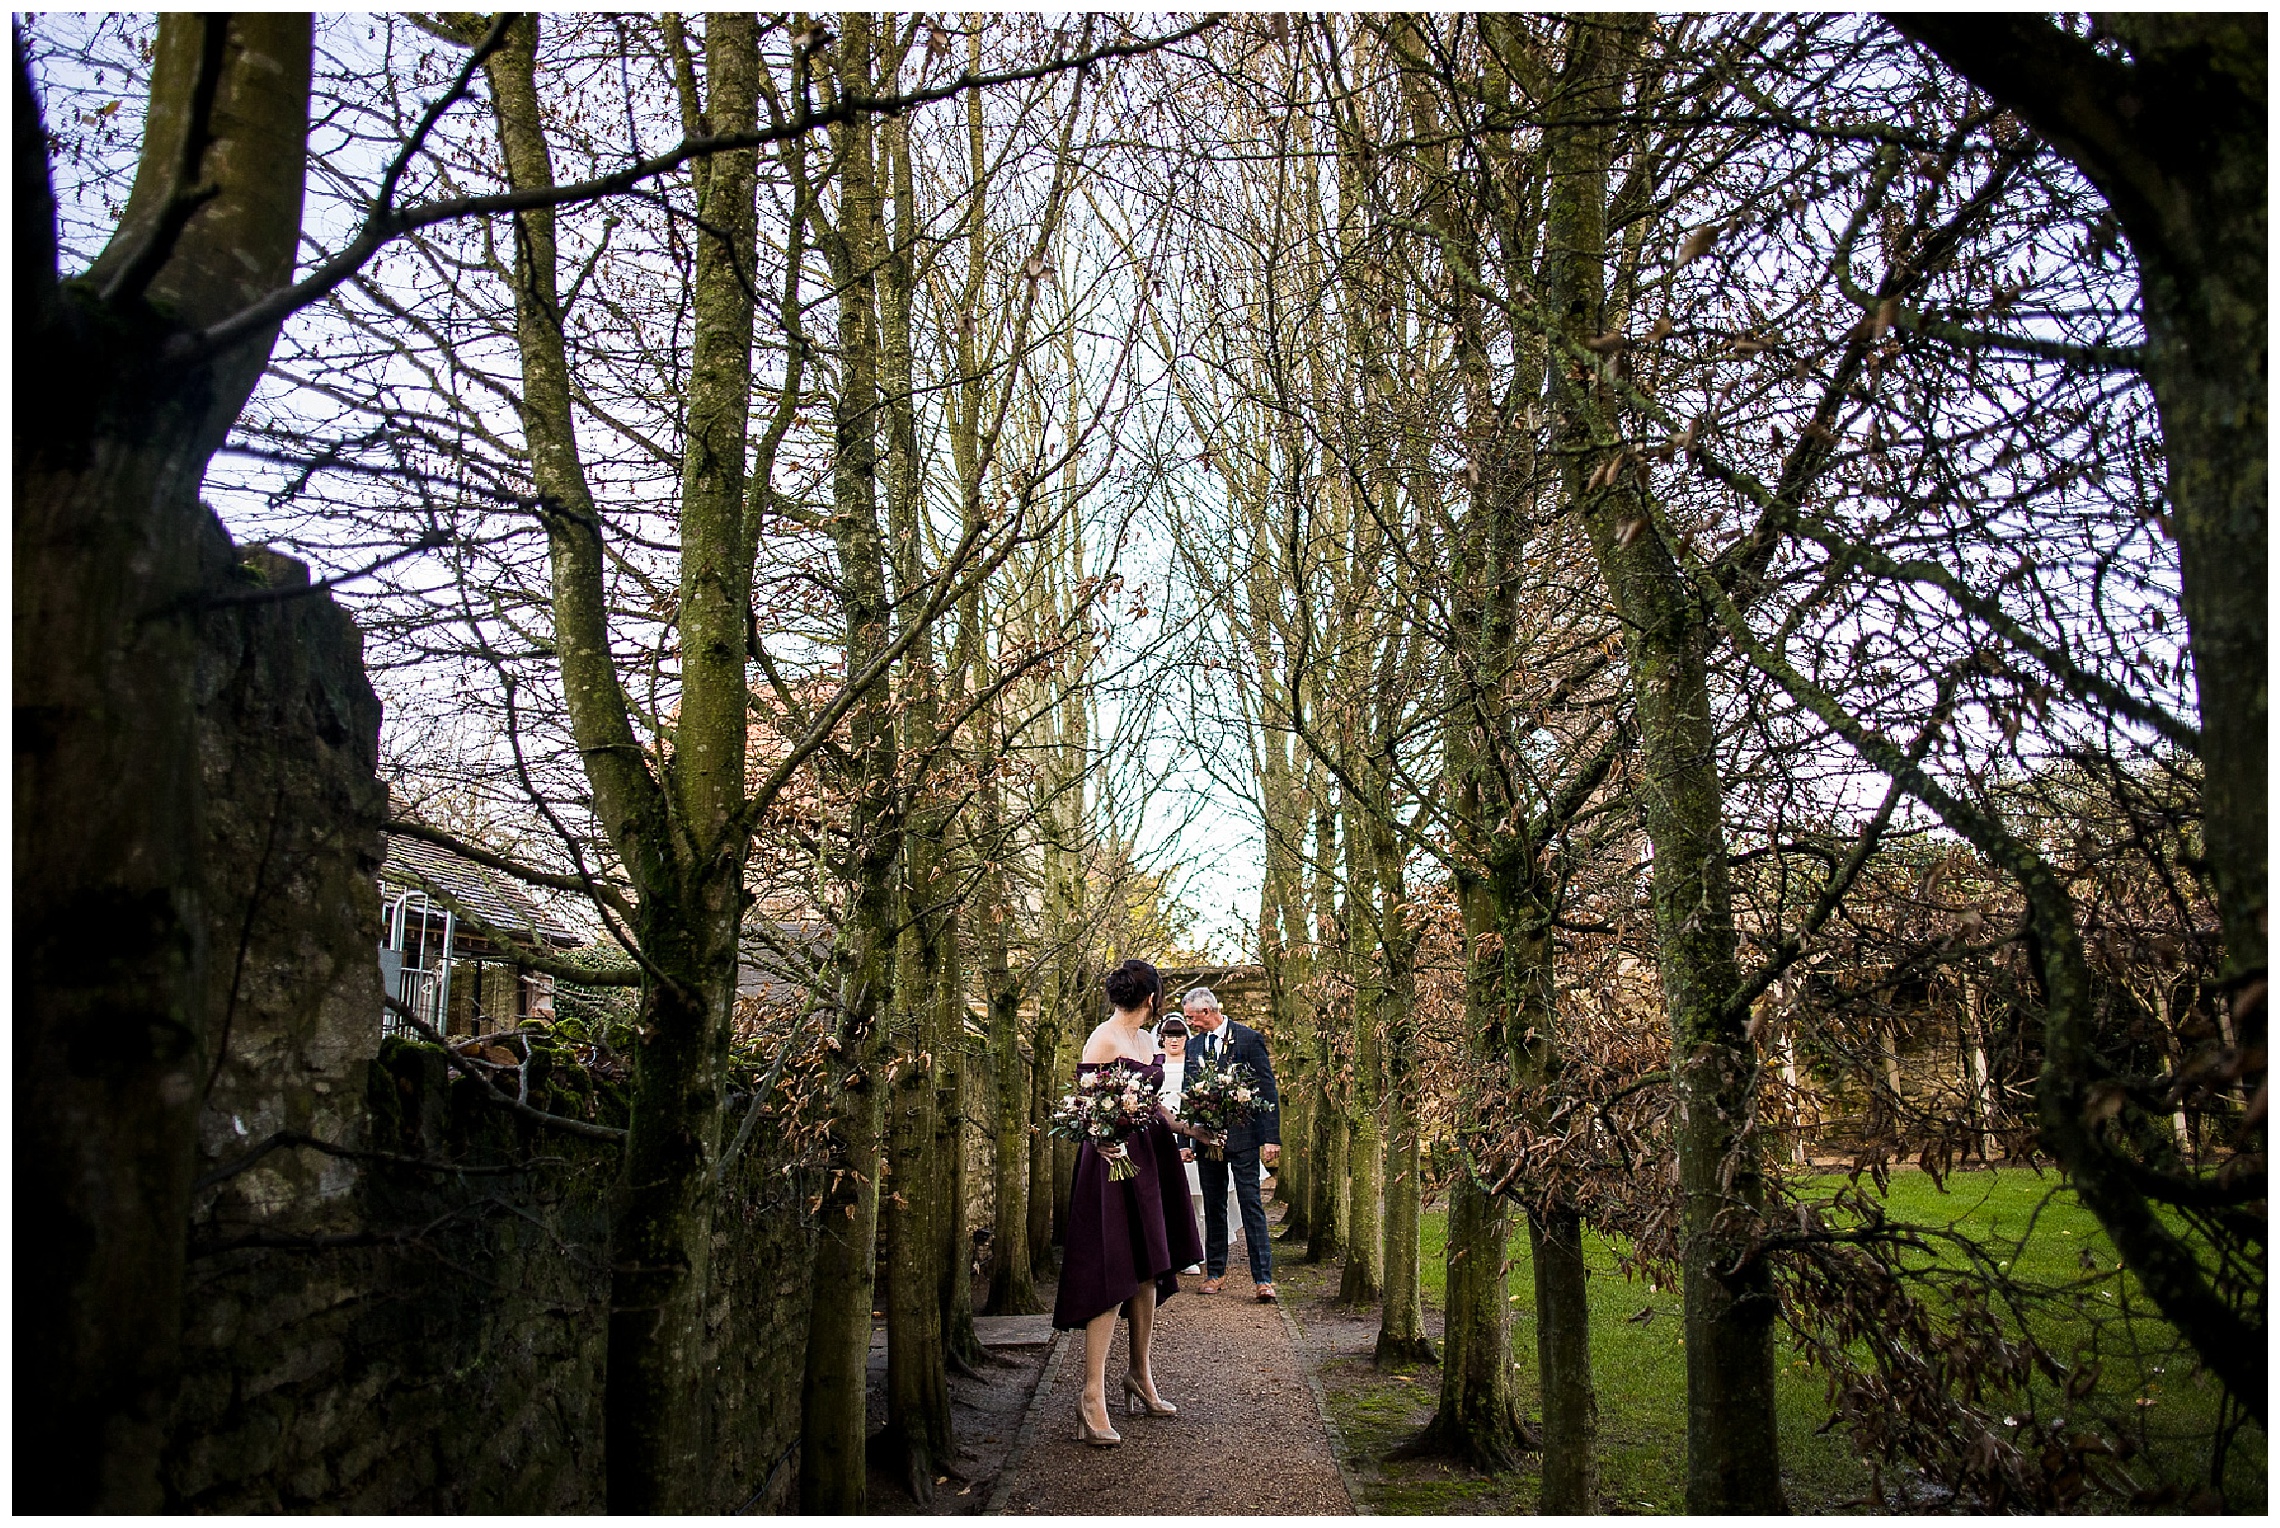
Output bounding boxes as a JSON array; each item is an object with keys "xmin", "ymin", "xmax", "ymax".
[
  {"xmin": 1158, "ymin": 1016, "xmax": 1190, "ymax": 1036},
  {"xmin": 1104, "ymin": 958, "xmax": 1163, "ymax": 1017}
]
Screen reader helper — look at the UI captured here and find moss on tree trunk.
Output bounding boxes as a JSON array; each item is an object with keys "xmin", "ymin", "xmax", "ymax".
[
  {"xmin": 1375, "ymin": 814, "xmax": 1435, "ymax": 1365},
  {"xmin": 1538, "ymin": 14, "xmax": 1781, "ymax": 1510}
]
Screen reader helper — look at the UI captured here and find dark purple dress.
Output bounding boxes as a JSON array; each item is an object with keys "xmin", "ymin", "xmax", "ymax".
[{"xmin": 1050, "ymin": 1057, "xmax": 1205, "ymax": 1330}]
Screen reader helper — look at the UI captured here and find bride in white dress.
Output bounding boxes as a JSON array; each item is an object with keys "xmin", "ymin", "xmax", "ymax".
[{"xmin": 1155, "ymin": 1017, "xmax": 1206, "ymax": 1272}]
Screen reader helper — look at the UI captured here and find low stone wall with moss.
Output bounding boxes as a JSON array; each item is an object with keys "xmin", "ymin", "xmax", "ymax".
[{"xmin": 167, "ymin": 1039, "xmax": 813, "ymax": 1512}]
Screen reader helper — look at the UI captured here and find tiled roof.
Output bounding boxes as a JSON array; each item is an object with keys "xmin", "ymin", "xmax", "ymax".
[
  {"xmin": 737, "ymin": 921, "xmax": 835, "ymax": 1005},
  {"xmin": 380, "ymin": 834, "xmax": 584, "ymax": 949}
]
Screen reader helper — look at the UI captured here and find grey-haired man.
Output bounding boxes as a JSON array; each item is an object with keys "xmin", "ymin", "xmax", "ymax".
[{"xmin": 1181, "ymin": 987, "xmax": 1282, "ymax": 1301}]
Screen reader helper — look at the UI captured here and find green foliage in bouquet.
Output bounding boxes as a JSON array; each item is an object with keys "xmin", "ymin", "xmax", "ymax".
[{"xmin": 1176, "ymin": 1059, "xmax": 1274, "ymax": 1161}]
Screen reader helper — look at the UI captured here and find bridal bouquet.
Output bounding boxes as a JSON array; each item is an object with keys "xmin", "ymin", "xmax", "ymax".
[
  {"xmin": 1176, "ymin": 1060, "xmax": 1274, "ymax": 1161},
  {"xmin": 1047, "ymin": 1058, "xmax": 1161, "ymax": 1181}
]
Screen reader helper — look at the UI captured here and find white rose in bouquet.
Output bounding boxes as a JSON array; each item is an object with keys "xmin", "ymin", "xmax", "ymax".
[{"xmin": 1046, "ymin": 1057, "xmax": 1160, "ymax": 1180}]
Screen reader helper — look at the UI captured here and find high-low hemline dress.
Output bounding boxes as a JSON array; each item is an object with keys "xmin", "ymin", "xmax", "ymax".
[{"xmin": 1049, "ymin": 1057, "xmax": 1205, "ymax": 1330}]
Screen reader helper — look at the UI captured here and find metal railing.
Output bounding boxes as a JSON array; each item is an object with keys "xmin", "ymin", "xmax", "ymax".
[{"xmin": 380, "ymin": 889, "xmax": 454, "ymax": 1039}]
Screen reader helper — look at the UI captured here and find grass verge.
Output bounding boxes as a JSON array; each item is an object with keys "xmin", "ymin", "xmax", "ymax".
[{"xmin": 1282, "ymin": 1168, "xmax": 2263, "ymax": 1514}]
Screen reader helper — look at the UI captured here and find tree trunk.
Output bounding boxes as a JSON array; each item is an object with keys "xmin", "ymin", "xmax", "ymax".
[
  {"xmin": 942, "ymin": 48, "xmax": 1042, "ymax": 1323},
  {"xmin": 1266, "ymin": 782, "xmax": 1315, "ymax": 1239},
  {"xmin": 1418, "ymin": 1174, "xmax": 1535, "ymax": 1469},
  {"xmin": 981, "ymin": 780, "xmax": 1040, "ymax": 1312},
  {"xmin": 476, "ymin": 15, "xmax": 768, "ymax": 1508},
  {"xmin": 14, "ymin": 19, "xmax": 311, "ymax": 1510},
  {"xmin": 883, "ymin": 961, "xmax": 950, "ymax": 1500},
  {"xmin": 1258, "ymin": 711, "xmax": 1312, "ymax": 1224},
  {"xmin": 1374, "ymin": 816, "xmax": 1434, "ymax": 1365},
  {"xmin": 1514, "ymin": 894, "xmax": 1600, "ymax": 1502},
  {"xmin": 1530, "ymin": 1206, "xmax": 1599, "ymax": 1511},
  {"xmin": 608, "ymin": 935, "xmax": 740, "ymax": 1512},
  {"xmin": 1339, "ymin": 798, "xmax": 1385, "ymax": 1308},
  {"xmin": 1306, "ymin": 1030, "xmax": 1347, "ymax": 1265},
  {"xmin": 985, "ymin": 1018, "xmax": 1039, "ymax": 1313},
  {"xmin": 601, "ymin": 14, "xmax": 761, "ymax": 1505},
  {"xmin": 800, "ymin": 970, "xmax": 887, "ymax": 1513},
  {"xmin": 802, "ymin": 20, "xmax": 900, "ymax": 1506},
  {"xmin": 1047, "ymin": 969, "xmax": 1080, "ymax": 1256},
  {"xmin": 1338, "ymin": 1092, "xmax": 1384, "ymax": 1304},
  {"xmin": 936, "ymin": 939, "xmax": 982, "ymax": 1367},
  {"xmin": 1414, "ymin": 836, "xmax": 1539, "ymax": 1469},
  {"xmin": 1593, "ymin": 204, "xmax": 1784, "ymax": 1528},
  {"xmin": 1276, "ymin": 1057, "xmax": 1313, "ymax": 1239},
  {"xmin": 877, "ymin": 93, "xmax": 953, "ymax": 1496},
  {"xmin": 1027, "ymin": 1019, "xmax": 1060, "ymax": 1277},
  {"xmin": 1376, "ymin": 1120, "xmax": 1433, "ymax": 1365},
  {"xmin": 1538, "ymin": 15, "xmax": 1781, "ymax": 1510},
  {"xmin": 1040, "ymin": 636, "xmax": 1090, "ymax": 1263}
]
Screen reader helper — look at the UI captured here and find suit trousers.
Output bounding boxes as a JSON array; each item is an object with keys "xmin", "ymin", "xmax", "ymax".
[{"xmin": 1197, "ymin": 1146, "xmax": 1272, "ymax": 1283}]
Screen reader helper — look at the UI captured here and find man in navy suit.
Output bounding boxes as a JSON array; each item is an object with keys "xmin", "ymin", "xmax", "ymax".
[{"xmin": 1181, "ymin": 987, "xmax": 1282, "ymax": 1301}]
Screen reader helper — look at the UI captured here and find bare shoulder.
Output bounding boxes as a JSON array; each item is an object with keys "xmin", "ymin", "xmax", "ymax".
[{"xmin": 1079, "ymin": 1020, "xmax": 1123, "ymax": 1065}]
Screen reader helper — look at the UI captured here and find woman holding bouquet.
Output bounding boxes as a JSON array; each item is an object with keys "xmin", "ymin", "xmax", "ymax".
[{"xmin": 1050, "ymin": 958, "xmax": 1209, "ymax": 1445}]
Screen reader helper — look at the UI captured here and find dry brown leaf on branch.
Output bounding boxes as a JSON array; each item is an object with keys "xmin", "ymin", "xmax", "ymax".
[{"xmin": 2080, "ymin": 1081, "xmax": 2128, "ymax": 1127}]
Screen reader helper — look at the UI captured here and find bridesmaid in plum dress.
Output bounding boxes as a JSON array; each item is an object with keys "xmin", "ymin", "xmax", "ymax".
[{"xmin": 1050, "ymin": 958, "xmax": 1211, "ymax": 1445}]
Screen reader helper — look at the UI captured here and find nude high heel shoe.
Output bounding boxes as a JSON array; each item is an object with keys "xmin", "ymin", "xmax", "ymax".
[
  {"xmin": 1075, "ymin": 1396, "xmax": 1122, "ymax": 1446},
  {"xmin": 1122, "ymin": 1372, "xmax": 1178, "ymax": 1416}
]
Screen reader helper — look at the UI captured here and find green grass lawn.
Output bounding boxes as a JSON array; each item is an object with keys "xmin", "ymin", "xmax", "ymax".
[
  {"xmin": 1411, "ymin": 1202, "xmax": 1873, "ymax": 1512},
  {"xmin": 1307, "ymin": 1168, "xmax": 2262, "ymax": 1513}
]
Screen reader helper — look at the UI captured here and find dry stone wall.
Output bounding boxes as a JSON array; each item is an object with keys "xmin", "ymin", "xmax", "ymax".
[
  {"xmin": 171, "ymin": 1045, "xmax": 814, "ymax": 1512},
  {"xmin": 164, "ymin": 529, "xmax": 814, "ymax": 1512}
]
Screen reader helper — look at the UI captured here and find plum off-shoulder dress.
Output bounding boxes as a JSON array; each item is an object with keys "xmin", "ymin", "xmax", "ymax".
[{"xmin": 1050, "ymin": 1057, "xmax": 1204, "ymax": 1329}]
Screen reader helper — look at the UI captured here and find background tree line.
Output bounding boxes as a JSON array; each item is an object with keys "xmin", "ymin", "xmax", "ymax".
[{"xmin": 1132, "ymin": 11, "xmax": 2260, "ymax": 1511}]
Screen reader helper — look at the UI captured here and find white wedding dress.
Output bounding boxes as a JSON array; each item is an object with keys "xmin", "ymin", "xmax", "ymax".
[
  {"xmin": 1159, "ymin": 1055, "xmax": 1205, "ymax": 1197},
  {"xmin": 1158, "ymin": 1052, "xmax": 1207, "ymax": 1272}
]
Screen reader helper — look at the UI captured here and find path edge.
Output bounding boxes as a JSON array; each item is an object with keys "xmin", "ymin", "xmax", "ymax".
[
  {"xmin": 984, "ymin": 1327, "xmax": 1070, "ymax": 1515},
  {"xmin": 1275, "ymin": 1299, "xmax": 1370, "ymax": 1515}
]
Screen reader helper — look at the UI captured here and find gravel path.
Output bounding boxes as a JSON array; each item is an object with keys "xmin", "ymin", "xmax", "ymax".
[{"xmin": 990, "ymin": 1218, "xmax": 1353, "ymax": 1516}]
